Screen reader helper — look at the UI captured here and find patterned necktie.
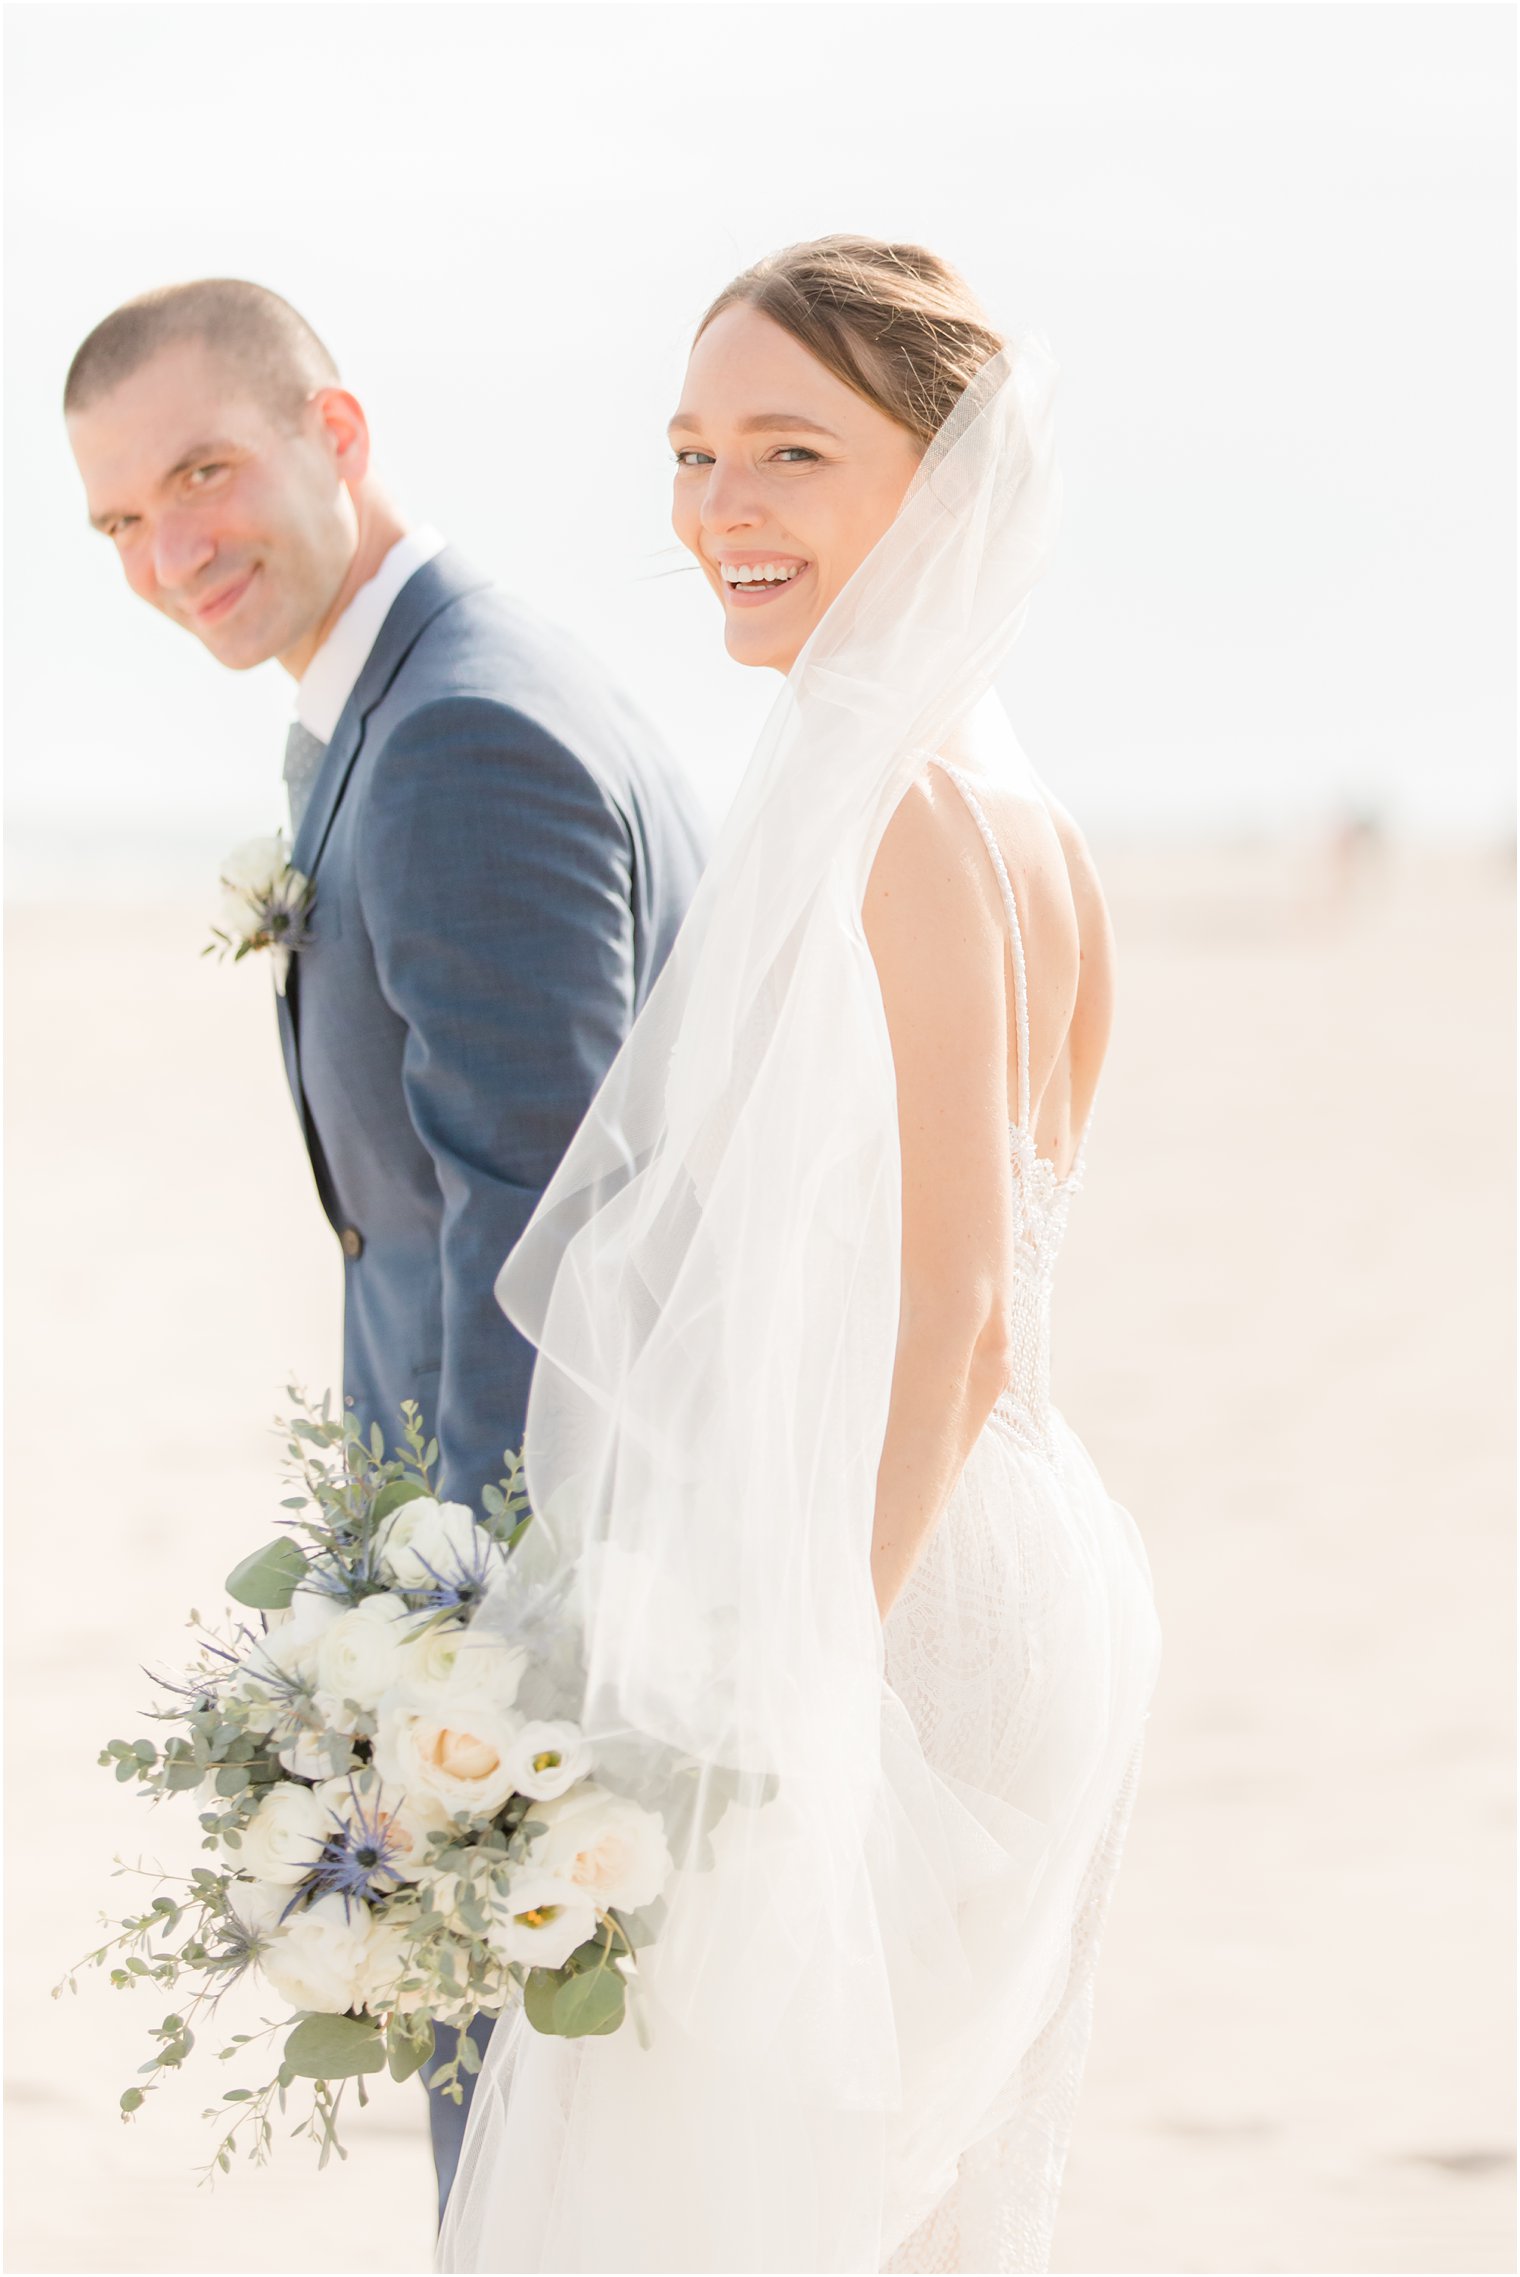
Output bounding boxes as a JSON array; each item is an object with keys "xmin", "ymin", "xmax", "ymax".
[{"xmin": 283, "ymin": 721, "xmax": 328, "ymax": 838}]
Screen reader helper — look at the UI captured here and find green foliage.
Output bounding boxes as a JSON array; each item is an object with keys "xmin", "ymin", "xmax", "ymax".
[
  {"xmin": 522, "ymin": 1968, "xmax": 562, "ymax": 2034},
  {"xmin": 370, "ymin": 1476, "xmax": 430, "ymax": 1524},
  {"xmin": 225, "ymin": 1538, "xmax": 310, "ymax": 1610},
  {"xmin": 384, "ymin": 2014, "xmax": 435, "ymax": 2083},
  {"xmin": 281, "ymin": 2014, "xmax": 387, "ymax": 2081},
  {"xmin": 554, "ymin": 1968, "xmax": 626, "ymax": 2036}
]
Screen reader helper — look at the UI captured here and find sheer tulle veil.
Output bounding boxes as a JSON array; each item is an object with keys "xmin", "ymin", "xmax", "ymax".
[{"xmin": 441, "ymin": 340, "xmax": 1068, "ymax": 2272}]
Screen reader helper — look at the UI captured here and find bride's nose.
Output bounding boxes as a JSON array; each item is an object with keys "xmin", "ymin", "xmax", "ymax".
[{"xmin": 698, "ymin": 456, "xmax": 764, "ymax": 534}]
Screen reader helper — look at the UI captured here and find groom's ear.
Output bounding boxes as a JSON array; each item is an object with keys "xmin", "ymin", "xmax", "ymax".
[{"xmin": 309, "ymin": 386, "xmax": 371, "ymax": 492}]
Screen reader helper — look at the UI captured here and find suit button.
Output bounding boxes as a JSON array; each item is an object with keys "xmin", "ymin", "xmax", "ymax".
[{"xmin": 339, "ymin": 1225, "xmax": 364, "ymax": 1259}]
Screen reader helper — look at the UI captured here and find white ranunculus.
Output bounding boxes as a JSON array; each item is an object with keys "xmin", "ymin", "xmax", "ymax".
[
  {"xmin": 226, "ymin": 1877, "xmax": 290, "ymax": 1945},
  {"xmin": 354, "ymin": 1904, "xmax": 429, "ymax": 2017},
  {"xmin": 397, "ymin": 1619, "xmax": 527, "ymax": 1710},
  {"xmin": 258, "ymin": 1892, "xmax": 372, "ymax": 2015},
  {"xmin": 375, "ymin": 1497, "xmax": 462, "ymax": 1586},
  {"xmin": 487, "ymin": 1872, "xmax": 598, "ymax": 1970},
  {"xmin": 374, "ymin": 1688, "xmax": 524, "ymax": 1823},
  {"xmin": 233, "ymin": 1618, "xmax": 328, "ymax": 1733},
  {"xmin": 501, "ymin": 1720, "xmax": 592, "ymax": 1803},
  {"xmin": 276, "ymin": 1724, "xmax": 357, "ymax": 1781},
  {"xmin": 263, "ymin": 1585, "xmax": 343, "ymax": 1644},
  {"xmin": 378, "ymin": 1498, "xmax": 502, "ymax": 1595},
  {"xmin": 527, "ymin": 1784, "xmax": 671, "ymax": 1912},
  {"xmin": 314, "ymin": 1591, "xmax": 412, "ymax": 1716},
  {"xmin": 314, "ymin": 1768, "xmax": 454, "ymax": 1883},
  {"xmin": 230, "ymin": 1781, "xmax": 330, "ymax": 1886}
]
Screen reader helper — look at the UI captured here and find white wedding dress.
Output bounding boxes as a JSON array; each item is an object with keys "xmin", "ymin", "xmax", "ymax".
[
  {"xmin": 441, "ymin": 344, "xmax": 1161, "ymax": 2275},
  {"xmin": 878, "ymin": 759, "xmax": 1160, "ymax": 2272}
]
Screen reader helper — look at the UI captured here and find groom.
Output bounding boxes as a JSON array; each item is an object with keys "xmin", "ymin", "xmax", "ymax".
[{"xmin": 63, "ymin": 278, "xmax": 708, "ymax": 2212}]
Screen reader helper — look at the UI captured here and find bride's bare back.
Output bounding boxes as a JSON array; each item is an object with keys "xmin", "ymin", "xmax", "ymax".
[{"xmin": 921, "ymin": 767, "xmax": 1114, "ymax": 1180}]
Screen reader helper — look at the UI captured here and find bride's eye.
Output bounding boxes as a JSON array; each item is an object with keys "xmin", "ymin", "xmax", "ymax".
[
  {"xmin": 772, "ymin": 447, "xmax": 821, "ymax": 464},
  {"xmin": 673, "ymin": 450, "xmax": 713, "ymax": 468}
]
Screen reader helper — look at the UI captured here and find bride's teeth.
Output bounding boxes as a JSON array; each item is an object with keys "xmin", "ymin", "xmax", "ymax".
[{"xmin": 722, "ymin": 561, "xmax": 802, "ymax": 585}]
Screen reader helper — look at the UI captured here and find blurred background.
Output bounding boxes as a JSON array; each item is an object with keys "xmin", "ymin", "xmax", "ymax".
[{"xmin": 5, "ymin": 4, "xmax": 1514, "ymax": 2273}]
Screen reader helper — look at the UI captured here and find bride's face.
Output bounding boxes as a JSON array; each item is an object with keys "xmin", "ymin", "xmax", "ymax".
[{"xmin": 669, "ymin": 304, "xmax": 924, "ymax": 673}]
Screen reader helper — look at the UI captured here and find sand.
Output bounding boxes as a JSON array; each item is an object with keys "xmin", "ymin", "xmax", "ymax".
[{"xmin": 5, "ymin": 841, "xmax": 1513, "ymax": 2275}]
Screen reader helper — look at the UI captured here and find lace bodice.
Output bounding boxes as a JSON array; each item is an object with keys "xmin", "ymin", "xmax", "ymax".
[{"xmin": 931, "ymin": 759, "xmax": 1090, "ymax": 1456}]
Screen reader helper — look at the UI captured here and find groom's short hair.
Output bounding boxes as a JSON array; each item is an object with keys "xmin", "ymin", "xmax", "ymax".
[{"xmin": 64, "ymin": 279, "xmax": 340, "ymax": 421}]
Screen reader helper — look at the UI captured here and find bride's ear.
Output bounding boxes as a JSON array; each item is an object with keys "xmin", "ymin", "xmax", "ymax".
[{"xmin": 311, "ymin": 386, "xmax": 371, "ymax": 489}]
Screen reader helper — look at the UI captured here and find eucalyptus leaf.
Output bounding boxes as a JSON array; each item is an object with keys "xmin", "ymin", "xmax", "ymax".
[
  {"xmin": 281, "ymin": 2013, "xmax": 386, "ymax": 2080},
  {"xmin": 385, "ymin": 2015, "xmax": 435, "ymax": 2083},
  {"xmin": 522, "ymin": 1967, "xmax": 563, "ymax": 2034},
  {"xmin": 370, "ymin": 1477, "xmax": 431, "ymax": 1524},
  {"xmin": 225, "ymin": 1538, "xmax": 309, "ymax": 1611},
  {"xmin": 551, "ymin": 1967, "xmax": 625, "ymax": 2038}
]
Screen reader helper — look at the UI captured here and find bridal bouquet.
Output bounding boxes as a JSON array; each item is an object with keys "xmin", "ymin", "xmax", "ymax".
[{"xmin": 57, "ymin": 1395, "xmax": 671, "ymax": 2175}]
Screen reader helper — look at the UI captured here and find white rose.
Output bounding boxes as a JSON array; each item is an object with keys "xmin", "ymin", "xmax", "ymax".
[
  {"xmin": 258, "ymin": 1892, "xmax": 371, "ymax": 2015},
  {"xmin": 314, "ymin": 1768, "xmax": 453, "ymax": 1884},
  {"xmin": 373, "ymin": 1495, "xmax": 440, "ymax": 1580},
  {"xmin": 276, "ymin": 1724, "xmax": 357, "ymax": 1781},
  {"xmin": 374, "ymin": 1689, "xmax": 524, "ymax": 1822},
  {"xmin": 354, "ymin": 1904, "xmax": 430, "ymax": 2017},
  {"xmin": 379, "ymin": 1499, "xmax": 502, "ymax": 1595},
  {"xmin": 314, "ymin": 1592, "xmax": 411, "ymax": 1716},
  {"xmin": 527, "ymin": 1784, "xmax": 670, "ymax": 1912},
  {"xmin": 397, "ymin": 1619, "xmax": 527, "ymax": 1710},
  {"xmin": 226, "ymin": 1877, "xmax": 290, "ymax": 1945},
  {"xmin": 262, "ymin": 1584, "xmax": 343, "ymax": 1644},
  {"xmin": 501, "ymin": 1720, "xmax": 591, "ymax": 1803},
  {"xmin": 215, "ymin": 835, "xmax": 293, "ymax": 943},
  {"xmin": 487, "ymin": 1871, "xmax": 598, "ymax": 1970},
  {"xmin": 232, "ymin": 1617, "xmax": 328, "ymax": 1732},
  {"xmin": 230, "ymin": 1781, "xmax": 330, "ymax": 1886}
]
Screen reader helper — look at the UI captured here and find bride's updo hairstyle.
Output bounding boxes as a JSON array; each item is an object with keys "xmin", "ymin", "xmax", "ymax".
[{"xmin": 695, "ymin": 234, "xmax": 1006, "ymax": 448}]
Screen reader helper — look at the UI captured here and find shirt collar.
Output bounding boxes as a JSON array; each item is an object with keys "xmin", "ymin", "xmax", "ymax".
[{"xmin": 295, "ymin": 525, "xmax": 446, "ymax": 744}]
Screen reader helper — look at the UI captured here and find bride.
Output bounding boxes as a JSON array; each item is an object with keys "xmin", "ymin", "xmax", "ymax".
[{"xmin": 439, "ymin": 236, "xmax": 1162, "ymax": 2275}]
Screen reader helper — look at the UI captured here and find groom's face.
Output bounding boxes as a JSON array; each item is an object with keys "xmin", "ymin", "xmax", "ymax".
[{"xmin": 67, "ymin": 339, "xmax": 362, "ymax": 672}]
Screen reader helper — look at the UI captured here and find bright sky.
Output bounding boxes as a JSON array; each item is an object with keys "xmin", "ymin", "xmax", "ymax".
[{"xmin": 5, "ymin": 2, "xmax": 1515, "ymax": 892}]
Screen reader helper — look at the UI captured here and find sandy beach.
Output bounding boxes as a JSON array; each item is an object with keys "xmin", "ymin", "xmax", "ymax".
[{"xmin": 5, "ymin": 840, "xmax": 1513, "ymax": 2275}]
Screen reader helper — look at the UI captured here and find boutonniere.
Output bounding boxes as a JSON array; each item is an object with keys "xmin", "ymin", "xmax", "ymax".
[{"xmin": 205, "ymin": 833, "xmax": 315, "ymax": 995}]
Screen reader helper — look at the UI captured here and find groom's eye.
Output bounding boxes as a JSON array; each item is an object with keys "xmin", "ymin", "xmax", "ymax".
[{"xmin": 186, "ymin": 462, "xmax": 229, "ymax": 490}]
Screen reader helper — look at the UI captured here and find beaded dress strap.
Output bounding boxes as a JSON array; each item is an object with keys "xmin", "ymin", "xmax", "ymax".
[{"xmin": 932, "ymin": 757, "xmax": 1032, "ymax": 1132}]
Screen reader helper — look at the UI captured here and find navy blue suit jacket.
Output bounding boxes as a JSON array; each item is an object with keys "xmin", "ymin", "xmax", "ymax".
[{"xmin": 275, "ymin": 547, "xmax": 707, "ymax": 1503}]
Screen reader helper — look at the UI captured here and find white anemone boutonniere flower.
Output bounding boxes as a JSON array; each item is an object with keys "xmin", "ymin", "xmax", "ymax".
[{"xmin": 207, "ymin": 833, "xmax": 314, "ymax": 994}]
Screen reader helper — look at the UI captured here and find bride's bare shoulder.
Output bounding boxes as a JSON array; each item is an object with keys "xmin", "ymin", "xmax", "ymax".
[
  {"xmin": 866, "ymin": 769, "xmax": 1012, "ymax": 942},
  {"xmin": 863, "ymin": 772, "xmax": 1011, "ymax": 1011}
]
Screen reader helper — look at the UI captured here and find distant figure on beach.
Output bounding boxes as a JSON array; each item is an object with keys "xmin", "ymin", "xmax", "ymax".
[{"xmin": 61, "ymin": 278, "xmax": 707, "ymax": 2216}]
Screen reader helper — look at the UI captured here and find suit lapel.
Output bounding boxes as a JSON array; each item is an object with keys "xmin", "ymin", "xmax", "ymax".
[
  {"xmin": 280, "ymin": 547, "xmax": 495, "ymax": 1206},
  {"xmin": 290, "ymin": 546, "xmax": 495, "ymax": 883}
]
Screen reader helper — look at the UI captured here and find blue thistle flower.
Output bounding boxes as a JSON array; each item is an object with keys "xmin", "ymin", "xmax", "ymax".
[
  {"xmin": 285, "ymin": 1778, "xmax": 410, "ymax": 1919},
  {"xmin": 408, "ymin": 1526, "xmax": 502, "ymax": 1616}
]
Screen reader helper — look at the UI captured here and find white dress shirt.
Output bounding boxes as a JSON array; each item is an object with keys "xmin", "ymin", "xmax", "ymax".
[{"xmin": 295, "ymin": 525, "xmax": 446, "ymax": 744}]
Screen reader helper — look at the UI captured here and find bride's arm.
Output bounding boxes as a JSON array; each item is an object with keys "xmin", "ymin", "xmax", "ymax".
[{"xmin": 863, "ymin": 776, "xmax": 1019, "ymax": 1620}]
